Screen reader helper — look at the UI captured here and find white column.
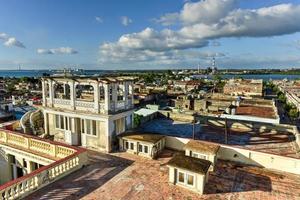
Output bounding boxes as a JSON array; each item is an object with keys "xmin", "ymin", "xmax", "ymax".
[
  {"xmin": 49, "ymin": 79, "xmax": 54, "ymax": 107},
  {"xmin": 26, "ymin": 160, "xmax": 34, "ymax": 174},
  {"xmin": 43, "ymin": 111, "xmax": 49, "ymax": 135},
  {"xmin": 124, "ymin": 82, "xmax": 128, "ymax": 109},
  {"xmin": 112, "ymin": 83, "xmax": 118, "ymax": 112},
  {"xmin": 42, "ymin": 80, "xmax": 46, "ymax": 106},
  {"xmin": 104, "ymin": 84, "xmax": 110, "ymax": 113},
  {"xmin": 70, "ymin": 81, "xmax": 75, "ymax": 110},
  {"xmin": 94, "ymin": 82, "xmax": 100, "ymax": 113}
]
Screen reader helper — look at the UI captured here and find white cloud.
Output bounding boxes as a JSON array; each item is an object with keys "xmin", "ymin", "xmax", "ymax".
[
  {"xmin": 4, "ymin": 37, "xmax": 26, "ymax": 48},
  {"xmin": 153, "ymin": 13, "xmax": 179, "ymax": 26},
  {"xmin": 37, "ymin": 47, "xmax": 78, "ymax": 55},
  {"xmin": 99, "ymin": 1, "xmax": 300, "ymax": 66},
  {"xmin": 95, "ymin": 16, "xmax": 103, "ymax": 23},
  {"xmin": 0, "ymin": 33, "xmax": 8, "ymax": 40},
  {"xmin": 121, "ymin": 16, "xmax": 132, "ymax": 26},
  {"xmin": 0, "ymin": 33, "xmax": 25, "ymax": 48}
]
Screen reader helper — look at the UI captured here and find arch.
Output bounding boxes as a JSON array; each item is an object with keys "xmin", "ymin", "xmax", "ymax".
[{"xmin": 75, "ymin": 84, "xmax": 94, "ymax": 102}]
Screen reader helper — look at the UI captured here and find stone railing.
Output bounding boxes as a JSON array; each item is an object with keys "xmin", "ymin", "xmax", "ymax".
[
  {"xmin": 0, "ymin": 129, "xmax": 87, "ymax": 199},
  {"xmin": 0, "ymin": 129, "xmax": 76, "ymax": 160},
  {"xmin": 75, "ymin": 100, "xmax": 94, "ymax": 109},
  {"xmin": 53, "ymin": 98, "xmax": 71, "ymax": 106}
]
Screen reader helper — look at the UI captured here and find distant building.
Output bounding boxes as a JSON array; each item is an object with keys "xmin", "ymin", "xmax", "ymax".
[{"xmin": 223, "ymin": 79, "xmax": 263, "ymax": 97}]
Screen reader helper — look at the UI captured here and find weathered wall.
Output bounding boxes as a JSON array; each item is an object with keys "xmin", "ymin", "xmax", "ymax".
[
  {"xmin": 0, "ymin": 149, "xmax": 11, "ymax": 185},
  {"xmin": 165, "ymin": 136, "xmax": 190, "ymax": 151},
  {"xmin": 164, "ymin": 136, "xmax": 300, "ymax": 175},
  {"xmin": 217, "ymin": 145, "xmax": 300, "ymax": 175},
  {"xmin": 158, "ymin": 111, "xmax": 194, "ymax": 122}
]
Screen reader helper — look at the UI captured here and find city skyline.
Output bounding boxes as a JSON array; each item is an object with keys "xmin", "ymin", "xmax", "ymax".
[{"xmin": 0, "ymin": 0, "xmax": 300, "ymax": 70}]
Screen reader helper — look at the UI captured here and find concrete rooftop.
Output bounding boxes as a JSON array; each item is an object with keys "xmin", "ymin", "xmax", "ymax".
[
  {"xmin": 236, "ymin": 105, "xmax": 276, "ymax": 119},
  {"xmin": 26, "ymin": 150, "xmax": 300, "ymax": 200},
  {"xmin": 139, "ymin": 119, "xmax": 300, "ymax": 158}
]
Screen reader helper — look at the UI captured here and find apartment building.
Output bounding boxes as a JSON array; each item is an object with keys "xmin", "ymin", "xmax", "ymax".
[
  {"xmin": 41, "ymin": 76, "xmax": 135, "ymax": 152},
  {"xmin": 223, "ymin": 79, "xmax": 263, "ymax": 97}
]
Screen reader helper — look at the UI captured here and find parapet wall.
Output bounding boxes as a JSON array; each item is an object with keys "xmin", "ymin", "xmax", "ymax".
[{"xmin": 164, "ymin": 136, "xmax": 300, "ymax": 175}]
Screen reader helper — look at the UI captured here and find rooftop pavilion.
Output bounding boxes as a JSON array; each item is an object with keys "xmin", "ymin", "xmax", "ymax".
[{"xmin": 41, "ymin": 76, "xmax": 135, "ymax": 114}]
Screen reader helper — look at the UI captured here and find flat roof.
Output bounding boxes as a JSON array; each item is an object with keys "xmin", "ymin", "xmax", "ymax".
[
  {"xmin": 236, "ymin": 105, "xmax": 276, "ymax": 119},
  {"xmin": 184, "ymin": 139, "xmax": 220, "ymax": 155},
  {"xmin": 119, "ymin": 132, "xmax": 165, "ymax": 144},
  {"xmin": 134, "ymin": 108, "xmax": 157, "ymax": 117},
  {"xmin": 167, "ymin": 153, "xmax": 211, "ymax": 174}
]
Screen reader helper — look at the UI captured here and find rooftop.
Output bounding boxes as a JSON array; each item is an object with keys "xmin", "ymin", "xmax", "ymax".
[
  {"xmin": 118, "ymin": 132, "xmax": 165, "ymax": 144},
  {"xmin": 236, "ymin": 105, "xmax": 277, "ymax": 119},
  {"xmin": 167, "ymin": 153, "xmax": 211, "ymax": 174},
  {"xmin": 139, "ymin": 119, "xmax": 300, "ymax": 158},
  {"xmin": 25, "ymin": 150, "xmax": 300, "ymax": 200},
  {"xmin": 184, "ymin": 139, "xmax": 220, "ymax": 155}
]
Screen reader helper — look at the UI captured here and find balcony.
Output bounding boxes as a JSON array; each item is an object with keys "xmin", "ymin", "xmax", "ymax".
[{"xmin": 0, "ymin": 129, "xmax": 87, "ymax": 199}]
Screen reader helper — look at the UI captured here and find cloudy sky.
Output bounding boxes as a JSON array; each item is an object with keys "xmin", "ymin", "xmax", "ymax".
[{"xmin": 0, "ymin": 0, "xmax": 300, "ymax": 70}]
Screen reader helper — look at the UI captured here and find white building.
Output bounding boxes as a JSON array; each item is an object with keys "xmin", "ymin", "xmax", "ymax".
[{"xmin": 41, "ymin": 76, "xmax": 135, "ymax": 152}]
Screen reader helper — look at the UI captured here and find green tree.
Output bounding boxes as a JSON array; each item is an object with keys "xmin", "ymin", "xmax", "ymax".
[{"xmin": 288, "ymin": 108, "xmax": 299, "ymax": 119}]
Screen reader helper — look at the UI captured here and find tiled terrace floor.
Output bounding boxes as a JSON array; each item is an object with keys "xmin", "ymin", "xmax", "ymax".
[
  {"xmin": 140, "ymin": 119, "xmax": 300, "ymax": 158},
  {"xmin": 26, "ymin": 150, "xmax": 300, "ymax": 200}
]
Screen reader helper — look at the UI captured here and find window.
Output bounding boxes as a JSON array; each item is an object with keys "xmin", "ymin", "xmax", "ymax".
[
  {"xmin": 60, "ymin": 115, "xmax": 64, "ymax": 129},
  {"xmin": 55, "ymin": 115, "xmax": 72, "ymax": 130},
  {"xmin": 177, "ymin": 170, "xmax": 195, "ymax": 187},
  {"xmin": 178, "ymin": 171, "xmax": 185, "ymax": 183},
  {"xmin": 191, "ymin": 152, "xmax": 207, "ymax": 160},
  {"xmin": 187, "ymin": 174, "xmax": 194, "ymax": 186},
  {"xmin": 81, "ymin": 119, "xmax": 85, "ymax": 134},
  {"xmin": 130, "ymin": 143, "xmax": 134, "ymax": 150},
  {"xmin": 138, "ymin": 144, "xmax": 149, "ymax": 154},
  {"xmin": 55, "ymin": 115, "xmax": 60, "ymax": 129},
  {"xmin": 144, "ymin": 146, "xmax": 148, "ymax": 154},
  {"xmin": 125, "ymin": 141, "xmax": 129, "ymax": 149},
  {"xmin": 92, "ymin": 120, "xmax": 97, "ymax": 136},
  {"xmin": 117, "ymin": 84, "xmax": 124, "ymax": 101},
  {"xmin": 81, "ymin": 119, "xmax": 97, "ymax": 136}
]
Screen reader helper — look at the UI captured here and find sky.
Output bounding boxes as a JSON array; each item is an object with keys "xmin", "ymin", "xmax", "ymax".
[{"xmin": 0, "ymin": 0, "xmax": 300, "ymax": 70}]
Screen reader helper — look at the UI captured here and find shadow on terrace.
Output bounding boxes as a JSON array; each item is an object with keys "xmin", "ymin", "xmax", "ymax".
[
  {"xmin": 25, "ymin": 151, "xmax": 134, "ymax": 200},
  {"xmin": 205, "ymin": 160, "xmax": 273, "ymax": 194}
]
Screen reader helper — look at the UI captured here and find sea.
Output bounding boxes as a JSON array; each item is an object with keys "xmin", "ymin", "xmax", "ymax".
[{"xmin": 0, "ymin": 70, "xmax": 299, "ymax": 81}]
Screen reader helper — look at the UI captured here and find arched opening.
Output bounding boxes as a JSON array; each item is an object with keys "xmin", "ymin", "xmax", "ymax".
[
  {"xmin": 117, "ymin": 84, "xmax": 124, "ymax": 101},
  {"xmin": 99, "ymin": 85, "xmax": 105, "ymax": 102},
  {"xmin": 54, "ymin": 83, "xmax": 64, "ymax": 99},
  {"xmin": 45, "ymin": 82, "xmax": 50, "ymax": 98},
  {"xmin": 76, "ymin": 84, "xmax": 94, "ymax": 102},
  {"xmin": 54, "ymin": 83, "xmax": 70, "ymax": 99}
]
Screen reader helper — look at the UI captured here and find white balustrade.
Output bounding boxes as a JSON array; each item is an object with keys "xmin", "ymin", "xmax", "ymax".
[
  {"xmin": 53, "ymin": 98, "xmax": 71, "ymax": 106},
  {"xmin": 0, "ymin": 129, "xmax": 86, "ymax": 199},
  {"xmin": 75, "ymin": 101, "xmax": 94, "ymax": 108},
  {"xmin": 0, "ymin": 130, "xmax": 76, "ymax": 159}
]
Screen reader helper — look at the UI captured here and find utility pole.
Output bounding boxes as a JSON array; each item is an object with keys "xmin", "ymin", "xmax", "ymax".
[
  {"xmin": 192, "ymin": 113, "xmax": 196, "ymax": 140},
  {"xmin": 224, "ymin": 117, "xmax": 228, "ymax": 144}
]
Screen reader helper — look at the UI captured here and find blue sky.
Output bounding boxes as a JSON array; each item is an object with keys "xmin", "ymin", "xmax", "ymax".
[{"xmin": 0, "ymin": 0, "xmax": 300, "ymax": 70}]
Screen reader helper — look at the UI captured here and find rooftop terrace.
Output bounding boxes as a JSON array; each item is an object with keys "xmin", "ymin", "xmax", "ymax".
[
  {"xmin": 139, "ymin": 119, "xmax": 300, "ymax": 158},
  {"xmin": 26, "ymin": 150, "xmax": 300, "ymax": 200}
]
